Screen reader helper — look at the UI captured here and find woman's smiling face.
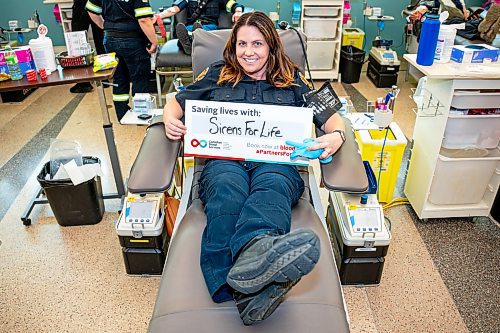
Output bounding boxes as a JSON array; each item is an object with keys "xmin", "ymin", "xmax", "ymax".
[{"xmin": 235, "ymin": 25, "xmax": 270, "ymax": 80}]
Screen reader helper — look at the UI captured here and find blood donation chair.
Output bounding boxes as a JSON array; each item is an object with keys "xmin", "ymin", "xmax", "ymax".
[
  {"xmin": 128, "ymin": 29, "xmax": 368, "ymax": 332},
  {"xmin": 154, "ymin": 8, "xmax": 196, "ymax": 107},
  {"xmin": 155, "ymin": 7, "xmax": 252, "ymax": 106}
]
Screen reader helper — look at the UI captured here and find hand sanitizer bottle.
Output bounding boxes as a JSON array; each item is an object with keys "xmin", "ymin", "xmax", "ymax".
[{"xmin": 173, "ymin": 78, "xmax": 185, "ymax": 91}]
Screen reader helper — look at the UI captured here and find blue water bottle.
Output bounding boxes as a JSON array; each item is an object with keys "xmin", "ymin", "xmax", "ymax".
[{"xmin": 416, "ymin": 10, "xmax": 441, "ymax": 66}]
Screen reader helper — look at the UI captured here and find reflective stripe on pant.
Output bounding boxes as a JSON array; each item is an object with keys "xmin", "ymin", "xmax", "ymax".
[
  {"xmin": 103, "ymin": 34, "xmax": 151, "ymax": 120},
  {"xmin": 198, "ymin": 159, "xmax": 304, "ymax": 303},
  {"xmin": 112, "ymin": 94, "xmax": 129, "ymax": 102}
]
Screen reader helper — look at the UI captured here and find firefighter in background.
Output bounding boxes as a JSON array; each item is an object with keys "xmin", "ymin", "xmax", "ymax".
[
  {"xmin": 86, "ymin": 0, "xmax": 157, "ymax": 121},
  {"xmin": 69, "ymin": 0, "xmax": 105, "ymax": 94},
  {"xmin": 157, "ymin": 0, "xmax": 245, "ymax": 55}
]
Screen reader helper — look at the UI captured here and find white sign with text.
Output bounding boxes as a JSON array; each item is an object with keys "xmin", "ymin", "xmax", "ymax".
[{"xmin": 184, "ymin": 100, "xmax": 313, "ymax": 166}]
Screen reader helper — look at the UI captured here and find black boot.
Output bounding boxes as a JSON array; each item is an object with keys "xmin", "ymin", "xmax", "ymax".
[{"xmin": 176, "ymin": 23, "xmax": 192, "ymax": 55}]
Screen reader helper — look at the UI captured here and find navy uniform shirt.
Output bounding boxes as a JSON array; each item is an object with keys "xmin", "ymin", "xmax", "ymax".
[
  {"xmin": 176, "ymin": 61, "xmax": 334, "ymax": 128},
  {"xmin": 86, "ymin": 0, "xmax": 154, "ymax": 33},
  {"xmin": 173, "ymin": 0, "xmax": 244, "ymax": 25}
]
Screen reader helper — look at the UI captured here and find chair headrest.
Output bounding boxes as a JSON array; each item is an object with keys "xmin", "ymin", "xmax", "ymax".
[{"xmin": 191, "ymin": 29, "xmax": 307, "ymax": 78}]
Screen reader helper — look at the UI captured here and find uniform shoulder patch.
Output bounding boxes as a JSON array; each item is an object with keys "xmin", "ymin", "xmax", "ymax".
[
  {"xmin": 194, "ymin": 67, "xmax": 210, "ymax": 83},
  {"xmin": 299, "ymin": 72, "xmax": 313, "ymax": 90}
]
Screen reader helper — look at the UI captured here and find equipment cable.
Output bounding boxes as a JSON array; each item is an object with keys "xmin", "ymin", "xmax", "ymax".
[
  {"xmin": 278, "ymin": 21, "xmax": 315, "ymax": 90},
  {"xmin": 376, "ymin": 127, "xmax": 389, "ymax": 202}
]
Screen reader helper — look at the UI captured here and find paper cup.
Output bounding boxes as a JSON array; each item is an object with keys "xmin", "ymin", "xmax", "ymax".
[
  {"xmin": 38, "ymin": 68, "xmax": 47, "ymax": 79},
  {"xmin": 26, "ymin": 69, "xmax": 37, "ymax": 81}
]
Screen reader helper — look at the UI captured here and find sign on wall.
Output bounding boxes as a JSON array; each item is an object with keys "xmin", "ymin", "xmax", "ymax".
[{"xmin": 184, "ymin": 100, "xmax": 313, "ymax": 166}]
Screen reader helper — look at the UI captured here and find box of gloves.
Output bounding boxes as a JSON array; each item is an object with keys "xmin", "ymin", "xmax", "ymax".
[{"xmin": 450, "ymin": 44, "xmax": 499, "ymax": 63}]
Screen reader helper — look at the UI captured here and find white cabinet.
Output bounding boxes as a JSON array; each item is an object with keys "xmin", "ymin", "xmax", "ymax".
[
  {"xmin": 403, "ymin": 54, "xmax": 500, "ymax": 219},
  {"xmin": 59, "ymin": 2, "xmax": 73, "ymax": 35},
  {"xmin": 301, "ymin": 0, "xmax": 343, "ymax": 80},
  {"xmin": 43, "ymin": 0, "xmax": 98, "ymax": 51},
  {"xmin": 43, "ymin": 0, "xmax": 73, "ymax": 34}
]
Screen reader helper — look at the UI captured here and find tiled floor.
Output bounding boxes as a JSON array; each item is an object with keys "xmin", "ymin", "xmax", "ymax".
[{"xmin": 0, "ymin": 67, "xmax": 498, "ymax": 333}]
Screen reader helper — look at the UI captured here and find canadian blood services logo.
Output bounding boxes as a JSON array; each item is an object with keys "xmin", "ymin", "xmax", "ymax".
[{"xmin": 191, "ymin": 138, "xmax": 207, "ymax": 148}]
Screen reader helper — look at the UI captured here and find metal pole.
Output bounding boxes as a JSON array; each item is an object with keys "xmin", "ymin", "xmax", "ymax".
[
  {"xmin": 95, "ymin": 80, "xmax": 126, "ymax": 197},
  {"xmin": 156, "ymin": 71, "xmax": 163, "ymax": 107}
]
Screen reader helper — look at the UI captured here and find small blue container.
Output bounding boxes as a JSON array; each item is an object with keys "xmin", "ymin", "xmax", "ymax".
[{"xmin": 416, "ymin": 11, "xmax": 441, "ymax": 66}]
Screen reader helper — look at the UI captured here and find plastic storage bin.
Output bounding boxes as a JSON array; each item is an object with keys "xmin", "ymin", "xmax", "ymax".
[
  {"xmin": 342, "ymin": 28, "xmax": 365, "ymax": 49},
  {"xmin": 355, "ymin": 123, "xmax": 407, "ymax": 203},
  {"xmin": 303, "ymin": 19, "xmax": 340, "ymax": 39},
  {"xmin": 304, "ymin": 6, "xmax": 341, "ymax": 17},
  {"xmin": 307, "ymin": 41, "xmax": 337, "ymax": 70},
  {"xmin": 428, "ymin": 149, "xmax": 500, "ymax": 205},
  {"xmin": 339, "ymin": 45, "xmax": 365, "ymax": 83},
  {"xmin": 37, "ymin": 156, "xmax": 104, "ymax": 226},
  {"xmin": 442, "ymin": 114, "xmax": 500, "ymax": 149},
  {"xmin": 451, "ymin": 91, "xmax": 500, "ymax": 109}
]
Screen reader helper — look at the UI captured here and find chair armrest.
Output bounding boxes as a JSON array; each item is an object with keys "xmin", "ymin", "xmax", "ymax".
[
  {"xmin": 319, "ymin": 118, "xmax": 369, "ymax": 193},
  {"xmin": 162, "ymin": 17, "xmax": 172, "ymax": 27},
  {"xmin": 128, "ymin": 117, "xmax": 181, "ymax": 193}
]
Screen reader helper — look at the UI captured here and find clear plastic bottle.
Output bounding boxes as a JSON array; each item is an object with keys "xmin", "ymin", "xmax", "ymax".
[{"xmin": 4, "ymin": 47, "xmax": 23, "ymax": 80}]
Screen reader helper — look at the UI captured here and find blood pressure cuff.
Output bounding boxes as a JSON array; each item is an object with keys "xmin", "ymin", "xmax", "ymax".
[{"xmin": 302, "ymin": 81, "xmax": 342, "ymax": 128}]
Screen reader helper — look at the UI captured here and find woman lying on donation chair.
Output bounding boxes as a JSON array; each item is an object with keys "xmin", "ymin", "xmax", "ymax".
[{"xmin": 163, "ymin": 11, "xmax": 346, "ymax": 326}]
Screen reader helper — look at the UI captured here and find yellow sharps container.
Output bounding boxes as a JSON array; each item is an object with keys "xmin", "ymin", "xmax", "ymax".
[
  {"xmin": 342, "ymin": 28, "xmax": 365, "ymax": 49},
  {"xmin": 355, "ymin": 122, "xmax": 407, "ymax": 203}
]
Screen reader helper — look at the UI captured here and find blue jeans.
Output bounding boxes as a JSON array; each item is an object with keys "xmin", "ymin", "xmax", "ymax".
[
  {"xmin": 103, "ymin": 35, "xmax": 151, "ymax": 120},
  {"xmin": 185, "ymin": 23, "xmax": 218, "ymax": 32},
  {"xmin": 198, "ymin": 160, "xmax": 305, "ymax": 303}
]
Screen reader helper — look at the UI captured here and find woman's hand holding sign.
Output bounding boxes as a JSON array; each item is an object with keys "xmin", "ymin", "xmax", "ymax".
[
  {"xmin": 165, "ymin": 115, "xmax": 186, "ymax": 140},
  {"xmin": 164, "ymin": 96, "xmax": 187, "ymax": 140}
]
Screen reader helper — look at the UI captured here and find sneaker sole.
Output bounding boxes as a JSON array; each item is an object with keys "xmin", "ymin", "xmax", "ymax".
[
  {"xmin": 176, "ymin": 26, "xmax": 192, "ymax": 55},
  {"xmin": 227, "ymin": 229, "xmax": 320, "ymax": 294},
  {"xmin": 239, "ymin": 280, "xmax": 299, "ymax": 326}
]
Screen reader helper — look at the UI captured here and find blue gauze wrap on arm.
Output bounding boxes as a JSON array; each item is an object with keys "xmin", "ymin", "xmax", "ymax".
[{"xmin": 285, "ymin": 139, "xmax": 333, "ymax": 164}]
